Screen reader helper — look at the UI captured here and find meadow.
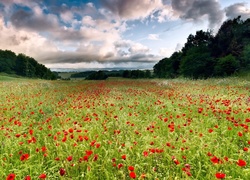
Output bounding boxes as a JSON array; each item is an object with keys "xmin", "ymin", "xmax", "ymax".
[{"xmin": 0, "ymin": 76, "xmax": 249, "ymax": 179}]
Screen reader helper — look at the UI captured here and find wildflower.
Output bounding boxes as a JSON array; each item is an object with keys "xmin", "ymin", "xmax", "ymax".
[
  {"xmin": 143, "ymin": 151, "xmax": 149, "ymax": 157},
  {"xmin": 93, "ymin": 154, "xmax": 98, "ymax": 161},
  {"xmin": 67, "ymin": 156, "xmax": 72, "ymax": 161},
  {"xmin": 215, "ymin": 172, "xmax": 226, "ymax": 179},
  {"xmin": 236, "ymin": 159, "xmax": 247, "ymax": 167},
  {"xmin": 210, "ymin": 156, "xmax": 220, "ymax": 164},
  {"xmin": 20, "ymin": 153, "xmax": 29, "ymax": 161},
  {"xmin": 85, "ymin": 150, "xmax": 93, "ymax": 156},
  {"xmin": 38, "ymin": 174, "xmax": 46, "ymax": 179},
  {"xmin": 208, "ymin": 128, "xmax": 213, "ymax": 133},
  {"xmin": 83, "ymin": 155, "xmax": 88, "ymax": 161},
  {"xmin": 118, "ymin": 163, "xmax": 123, "ymax": 169},
  {"xmin": 129, "ymin": 172, "xmax": 136, "ymax": 179},
  {"xmin": 121, "ymin": 154, "xmax": 126, "ymax": 160},
  {"xmin": 59, "ymin": 168, "xmax": 66, "ymax": 176},
  {"xmin": 128, "ymin": 166, "xmax": 134, "ymax": 171},
  {"xmin": 24, "ymin": 176, "xmax": 31, "ymax": 180},
  {"xmin": 198, "ymin": 108, "xmax": 203, "ymax": 113},
  {"xmin": 6, "ymin": 173, "xmax": 15, "ymax": 180},
  {"xmin": 68, "ymin": 128, "xmax": 74, "ymax": 133},
  {"xmin": 238, "ymin": 132, "xmax": 243, "ymax": 137},
  {"xmin": 173, "ymin": 158, "xmax": 180, "ymax": 165}
]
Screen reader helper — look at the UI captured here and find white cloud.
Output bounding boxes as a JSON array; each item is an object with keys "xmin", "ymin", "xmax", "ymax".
[
  {"xmin": 148, "ymin": 34, "xmax": 160, "ymax": 40},
  {"xmin": 159, "ymin": 48, "xmax": 173, "ymax": 57},
  {"xmin": 0, "ymin": 16, "xmax": 58, "ymax": 61}
]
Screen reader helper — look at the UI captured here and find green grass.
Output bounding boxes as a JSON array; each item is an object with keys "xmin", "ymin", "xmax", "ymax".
[{"xmin": 0, "ymin": 77, "xmax": 249, "ymax": 179}]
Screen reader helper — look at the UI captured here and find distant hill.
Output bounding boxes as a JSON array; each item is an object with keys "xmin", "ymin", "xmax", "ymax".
[{"xmin": 0, "ymin": 49, "xmax": 57, "ymax": 80}]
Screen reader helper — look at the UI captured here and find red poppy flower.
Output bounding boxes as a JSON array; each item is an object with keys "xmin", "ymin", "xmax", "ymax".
[
  {"xmin": 236, "ymin": 159, "xmax": 247, "ymax": 167},
  {"xmin": 67, "ymin": 156, "xmax": 72, "ymax": 161},
  {"xmin": 59, "ymin": 168, "xmax": 66, "ymax": 176},
  {"xmin": 24, "ymin": 176, "xmax": 31, "ymax": 180},
  {"xmin": 62, "ymin": 136, "xmax": 67, "ymax": 142},
  {"xmin": 173, "ymin": 159, "xmax": 180, "ymax": 165},
  {"xmin": 129, "ymin": 172, "xmax": 136, "ymax": 179},
  {"xmin": 143, "ymin": 151, "xmax": 149, "ymax": 157},
  {"xmin": 118, "ymin": 163, "xmax": 123, "ymax": 169},
  {"xmin": 95, "ymin": 143, "xmax": 101, "ymax": 148},
  {"xmin": 215, "ymin": 172, "xmax": 226, "ymax": 179},
  {"xmin": 20, "ymin": 153, "xmax": 29, "ymax": 161},
  {"xmin": 208, "ymin": 128, "xmax": 213, "ymax": 133},
  {"xmin": 6, "ymin": 173, "xmax": 15, "ymax": 180},
  {"xmin": 68, "ymin": 128, "xmax": 74, "ymax": 133},
  {"xmin": 121, "ymin": 154, "xmax": 126, "ymax": 160},
  {"xmin": 93, "ymin": 154, "xmax": 98, "ymax": 161},
  {"xmin": 29, "ymin": 129, "xmax": 33, "ymax": 135},
  {"xmin": 83, "ymin": 155, "xmax": 88, "ymax": 161},
  {"xmin": 41, "ymin": 146, "xmax": 47, "ymax": 152},
  {"xmin": 210, "ymin": 156, "xmax": 219, "ymax": 164},
  {"xmin": 85, "ymin": 150, "xmax": 93, "ymax": 156},
  {"xmin": 38, "ymin": 174, "xmax": 46, "ymax": 179},
  {"xmin": 128, "ymin": 166, "xmax": 134, "ymax": 171}
]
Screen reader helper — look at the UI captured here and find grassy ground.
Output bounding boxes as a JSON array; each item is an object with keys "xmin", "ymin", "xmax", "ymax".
[{"xmin": 0, "ymin": 75, "xmax": 249, "ymax": 179}]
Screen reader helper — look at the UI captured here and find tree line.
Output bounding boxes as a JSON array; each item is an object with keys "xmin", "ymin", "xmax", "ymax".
[
  {"xmin": 71, "ymin": 70, "xmax": 152, "ymax": 80},
  {"xmin": 0, "ymin": 50, "xmax": 57, "ymax": 80},
  {"xmin": 154, "ymin": 16, "xmax": 250, "ymax": 79}
]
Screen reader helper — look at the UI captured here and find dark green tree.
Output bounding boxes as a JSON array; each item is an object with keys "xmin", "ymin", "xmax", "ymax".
[
  {"xmin": 0, "ymin": 50, "xmax": 16, "ymax": 74},
  {"xmin": 180, "ymin": 45, "xmax": 215, "ymax": 79},
  {"xmin": 86, "ymin": 71, "xmax": 108, "ymax": 80},
  {"xmin": 214, "ymin": 54, "xmax": 240, "ymax": 76}
]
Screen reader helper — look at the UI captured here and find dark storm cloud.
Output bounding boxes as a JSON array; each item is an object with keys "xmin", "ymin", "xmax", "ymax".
[
  {"xmin": 171, "ymin": 0, "xmax": 224, "ymax": 28},
  {"xmin": 225, "ymin": 3, "xmax": 250, "ymax": 20},
  {"xmin": 10, "ymin": 9, "xmax": 58, "ymax": 31}
]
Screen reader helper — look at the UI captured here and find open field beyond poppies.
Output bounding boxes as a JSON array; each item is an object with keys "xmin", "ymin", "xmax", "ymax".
[{"xmin": 0, "ymin": 77, "xmax": 250, "ymax": 180}]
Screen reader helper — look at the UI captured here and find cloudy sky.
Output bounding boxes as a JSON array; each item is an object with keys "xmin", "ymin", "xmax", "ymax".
[{"xmin": 0, "ymin": 0, "xmax": 250, "ymax": 71}]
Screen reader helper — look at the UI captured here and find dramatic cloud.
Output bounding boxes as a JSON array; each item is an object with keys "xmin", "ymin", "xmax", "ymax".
[
  {"xmin": 171, "ymin": 0, "xmax": 224, "ymax": 28},
  {"xmin": 0, "ymin": 0, "xmax": 246, "ymax": 70},
  {"xmin": 0, "ymin": 16, "xmax": 58, "ymax": 59},
  {"xmin": 101, "ymin": 0, "xmax": 162, "ymax": 20},
  {"xmin": 225, "ymin": 3, "xmax": 250, "ymax": 20},
  {"xmin": 10, "ymin": 8, "xmax": 59, "ymax": 31}
]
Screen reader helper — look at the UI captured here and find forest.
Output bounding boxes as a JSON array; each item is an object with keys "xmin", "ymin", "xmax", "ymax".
[
  {"xmin": 0, "ymin": 50, "xmax": 57, "ymax": 80},
  {"xmin": 154, "ymin": 16, "xmax": 250, "ymax": 79}
]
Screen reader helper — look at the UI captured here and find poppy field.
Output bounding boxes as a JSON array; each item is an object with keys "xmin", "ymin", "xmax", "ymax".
[{"xmin": 0, "ymin": 77, "xmax": 250, "ymax": 179}]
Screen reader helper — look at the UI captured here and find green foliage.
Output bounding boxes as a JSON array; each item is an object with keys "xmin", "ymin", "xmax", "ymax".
[
  {"xmin": 85, "ymin": 71, "xmax": 108, "ymax": 80},
  {"xmin": 153, "ymin": 51, "xmax": 182, "ymax": 78},
  {"xmin": 180, "ymin": 46, "xmax": 215, "ymax": 79},
  {"xmin": 214, "ymin": 54, "xmax": 240, "ymax": 76},
  {"xmin": 154, "ymin": 16, "xmax": 250, "ymax": 79},
  {"xmin": 241, "ymin": 44, "xmax": 250, "ymax": 70},
  {"xmin": 0, "ymin": 50, "xmax": 56, "ymax": 80},
  {"xmin": 122, "ymin": 70, "xmax": 151, "ymax": 79},
  {"xmin": 0, "ymin": 50, "xmax": 16, "ymax": 74}
]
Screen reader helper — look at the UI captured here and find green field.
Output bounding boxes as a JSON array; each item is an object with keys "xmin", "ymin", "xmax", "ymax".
[{"xmin": 0, "ymin": 76, "xmax": 249, "ymax": 179}]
